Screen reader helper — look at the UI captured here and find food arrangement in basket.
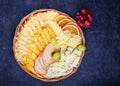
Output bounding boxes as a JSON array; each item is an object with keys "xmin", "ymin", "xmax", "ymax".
[{"xmin": 13, "ymin": 9, "xmax": 85, "ymax": 82}]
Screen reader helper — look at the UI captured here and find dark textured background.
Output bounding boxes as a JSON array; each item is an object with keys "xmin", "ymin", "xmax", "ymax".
[{"xmin": 0, "ymin": 0, "xmax": 120, "ymax": 86}]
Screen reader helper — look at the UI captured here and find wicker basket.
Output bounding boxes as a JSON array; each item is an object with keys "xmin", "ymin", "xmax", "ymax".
[{"xmin": 13, "ymin": 9, "xmax": 85, "ymax": 82}]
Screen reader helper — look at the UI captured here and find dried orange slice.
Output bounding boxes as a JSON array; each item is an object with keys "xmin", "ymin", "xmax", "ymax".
[
  {"xmin": 54, "ymin": 15, "xmax": 67, "ymax": 23},
  {"xmin": 58, "ymin": 18, "xmax": 72, "ymax": 27},
  {"xmin": 62, "ymin": 24, "xmax": 79, "ymax": 35},
  {"xmin": 66, "ymin": 22, "xmax": 78, "ymax": 26}
]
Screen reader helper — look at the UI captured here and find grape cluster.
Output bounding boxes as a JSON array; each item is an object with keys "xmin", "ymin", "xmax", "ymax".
[{"xmin": 76, "ymin": 8, "xmax": 93, "ymax": 28}]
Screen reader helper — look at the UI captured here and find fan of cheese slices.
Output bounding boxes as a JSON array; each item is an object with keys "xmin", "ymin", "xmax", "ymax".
[{"xmin": 13, "ymin": 9, "xmax": 85, "ymax": 82}]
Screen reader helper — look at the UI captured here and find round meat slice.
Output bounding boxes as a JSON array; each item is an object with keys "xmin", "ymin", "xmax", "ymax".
[
  {"xmin": 42, "ymin": 44, "xmax": 60, "ymax": 66},
  {"xmin": 42, "ymin": 56, "xmax": 50, "ymax": 67},
  {"xmin": 38, "ymin": 54, "xmax": 47, "ymax": 71},
  {"xmin": 34, "ymin": 58, "xmax": 46, "ymax": 75}
]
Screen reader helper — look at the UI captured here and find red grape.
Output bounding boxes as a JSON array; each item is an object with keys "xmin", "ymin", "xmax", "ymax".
[
  {"xmin": 75, "ymin": 8, "xmax": 93, "ymax": 28},
  {"xmin": 87, "ymin": 13, "xmax": 93, "ymax": 22},
  {"xmin": 85, "ymin": 19, "xmax": 92, "ymax": 27},
  {"xmin": 75, "ymin": 16, "xmax": 80, "ymax": 20},
  {"xmin": 80, "ymin": 9, "xmax": 88, "ymax": 15},
  {"xmin": 76, "ymin": 12, "xmax": 80, "ymax": 16},
  {"xmin": 79, "ymin": 15, "xmax": 87, "ymax": 21},
  {"xmin": 77, "ymin": 20, "xmax": 85, "ymax": 27}
]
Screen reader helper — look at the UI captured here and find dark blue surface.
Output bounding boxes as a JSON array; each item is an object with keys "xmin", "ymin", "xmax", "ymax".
[{"xmin": 0, "ymin": 0, "xmax": 120, "ymax": 86}]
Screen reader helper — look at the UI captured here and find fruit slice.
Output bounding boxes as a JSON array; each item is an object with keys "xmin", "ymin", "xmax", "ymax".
[
  {"xmin": 54, "ymin": 15, "xmax": 67, "ymax": 23},
  {"xmin": 66, "ymin": 22, "xmax": 78, "ymax": 27},
  {"xmin": 62, "ymin": 24, "xmax": 79, "ymax": 35},
  {"xmin": 58, "ymin": 18, "xmax": 72, "ymax": 27}
]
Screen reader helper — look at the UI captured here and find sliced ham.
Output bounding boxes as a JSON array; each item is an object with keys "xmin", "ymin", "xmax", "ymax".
[
  {"xmin": 42, "ymin": 56, "xmax": 49, "ymax": 67},
  {"xmin": 42, "ymin": 44, "xmax": 60, "ymax": 65},
  {"xmin": 34, "ymin": 58, "xmax": 46, "ymax": 75},
  {"xmin": 38, "ymin": 54, "xmax": 47, "ymax": 70},
  {"xmin": 34, "ymin": 44, "xmax": 60, "ymax": 76}
]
